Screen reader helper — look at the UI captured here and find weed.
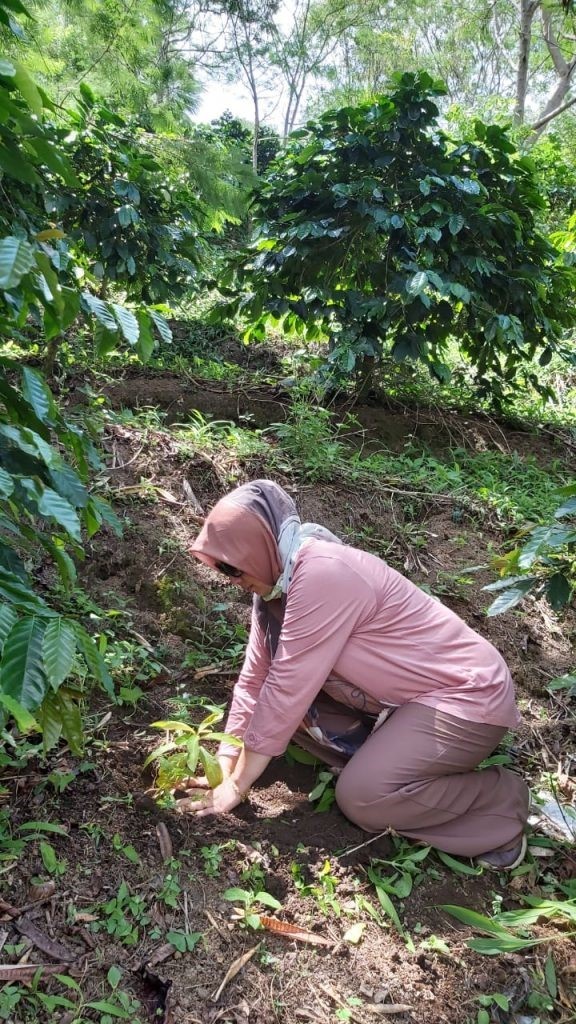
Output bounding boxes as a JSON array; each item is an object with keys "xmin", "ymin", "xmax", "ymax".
[
  {"xmin": 89, "ymin": 881, "xmax": 151, "ymax": 946},
  {"xmin": 158, "ymin": 863, "xmax": 182, "ymax": 908},
  {"xmin": 474, "ymin": 992, "xmax": 510, "ymax": 1024},
  {"xmin": 201, "ymin": 842, "xmax": 233, "ymax": 877},
  {"xmin": 291, "ymin": 858, "xmax": 341, "ymax": 917},
  {"xmin": 308, "ymin": 769, "xmax": 336, "ymax": 812},
  {"xmin": 112, "ymin": 833, "xmax": 141, "ymax": 865},
  {"xmin": 166, "ymin": 929, "xmax": 204, "ymax": 952}
]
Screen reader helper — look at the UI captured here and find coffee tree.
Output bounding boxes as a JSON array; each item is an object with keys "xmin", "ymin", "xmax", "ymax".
[{"xmin": 218, "ymin": 71, "xmax": 576, "ymax": 400}]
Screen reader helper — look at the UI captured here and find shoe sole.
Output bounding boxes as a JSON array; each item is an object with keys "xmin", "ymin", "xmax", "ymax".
[{"xmin": 476, "ymin": 833, "xmax": 528, "ymax": 871}]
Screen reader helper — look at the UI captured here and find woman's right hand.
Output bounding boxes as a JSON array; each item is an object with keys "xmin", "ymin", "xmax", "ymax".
[{"xmin": 181, "ymin": 754, "xmax": 238, "ymax": 791}]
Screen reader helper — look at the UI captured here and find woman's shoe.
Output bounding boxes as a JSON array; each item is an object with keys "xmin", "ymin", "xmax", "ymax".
[{"xmin": 476, "ymin": 833, "xmax": 527, "ymax": 871}]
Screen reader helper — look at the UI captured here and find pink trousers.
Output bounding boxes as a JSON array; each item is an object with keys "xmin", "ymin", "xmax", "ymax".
[{"xmin": 295, "ymin": 701, "xmax": 529, "ymax": 857}]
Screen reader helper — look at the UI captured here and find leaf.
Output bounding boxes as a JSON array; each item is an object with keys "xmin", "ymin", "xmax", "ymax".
[
  {"xmin": 343, "ymin": 922, "xmax": 365, "ymax": 944},
  {"xmin": 406, "ymin": 271, "xmax": 428, "ymax": 296},
  {"xmin": 436, "ymin": 850, "xmax": 483, "ymax": 876},
  {"xmin": 198, "ymin": 745, "xmax": 223, "ymax": 788},
  {"xmin": 448, "ymin": 214, "xmax": 465, "ymax": 235},
  {"xmin": 546, "ymin": 573, "xmax": 571, "ymax": 611},
  {"xmin": 255, "ymin": 891, "xmax": 282, "ymax": 910},
  {"xmin": 441, "ymin": 905, "xmax": 506, "ymax": 934},
  {"xmin": 167, "ymin": 930, "xmax": 187, "ymax": 953},
  {"xmin": 151, "ymin": 719, "xmax": 196, "ymax": 733},
  {"xmin": 107, "ymin": 966, "xmax": 122, "ymax": 990},
  {"xmin": 112, "ymin": 303, "xmax": 139, "ymax": 345},
  {"xmin": 42, "ymin": 617, "xmax": 76, "ymax": 690},
  {"xmin": 223, "ymin": 887, "xmax": 250, "ymax": 904},
  {"xmin": 39, "ymin": 840, "xmax": 58, "ymax": 873},
  {"xmin": 0, "ymin": 616, "xmax": 48, "ymax": 709},
  {"xmin": 545, "ymin": 952, "xmax": 557, "ymax": 999},
  {"xmin": 0, "ymin": 603, "xmax": 18, "ymax": 649},
  {"xmin": 55, "ymin": 690, "xmax": 84, "ymax": 755},
  {"xmin": 0, "ymin": 568, "xmax": 55, "ymax": 616},
  {"xmin": 0, "ymin": 692, "xmax": 40, "ymax": 733},
  {"xmin": 0, "ymin": 144, "xmax": 39, "ymax": 184},
  {"xmin": 18, "ymin": 821, "xmax": 68, "ymax": 835},
  {"xmin": 212, "ymin": 946, "xmax": 259, "ymax": 1002},
  {"xmin": 86, "ymin": 1001, "xmax": 129, "ymax": 1018},
  {"xmin": 0, "ymin": 236, "xmax": 36, "ymax": 289},
  {"xmin": 149, "ymin": 309, "xmax": 172, "ymax": 344},
  {"xmin": 37, "ymin": 487, "xmax": 82, "ymax": 542},
  {"xmin": 13, "ymin": 61, "xmax": 43, "ymax": 115},
  {"xmin": 136, "ymin": 310, "xmax": 155, "ymax": 362},
  {"xmin": 367, "ymin": 867, "xmax": 404, "ymax": 934},
  {"xmin": 21, "ymin": 367, "xmax": 54, "ymax": 423},
  {"xmin": 72, "ymin": 623, "xmax": 115, "ymax": 700},
  {"xmin": 486, "ymin": 579, "xmax": 535, "ymax": 616},
  {"xmin": 82, "ymin": 292, "xmax": 118, "ymax": 333},
  {"xmin": 0, "ymin": 466, "xmax": 14, "ymax": 496},
  {"xmin": 36, "ymin": 691, "xmax": 63, "ymax": 751}
]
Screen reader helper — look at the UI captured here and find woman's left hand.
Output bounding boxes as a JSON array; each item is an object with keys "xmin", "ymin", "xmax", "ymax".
[{"xmin": 175, "ymin": 777, "xmax": 244, "ymax": 818}]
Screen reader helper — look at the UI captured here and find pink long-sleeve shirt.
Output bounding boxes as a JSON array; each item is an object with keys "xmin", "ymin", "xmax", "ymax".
[{"xmin": 221, "ymin": 540, "xmax": 521, "ymax": 758}]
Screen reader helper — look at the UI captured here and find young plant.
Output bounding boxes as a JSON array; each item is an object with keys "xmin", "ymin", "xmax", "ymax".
[
  {"xmin": 223, "ymin": 886, "xmax": 282, "ymax": 929},
  {"xmin": 146, "ymin": 710, "xmax": 242, "ymax": 793}
]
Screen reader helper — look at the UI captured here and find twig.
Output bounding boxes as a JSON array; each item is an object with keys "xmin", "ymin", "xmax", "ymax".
[{"xmin": 338, "ymin": 829, "xmax": 393, "ymax": 859}]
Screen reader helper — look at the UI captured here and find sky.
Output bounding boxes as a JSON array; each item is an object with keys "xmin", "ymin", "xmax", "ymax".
[{"xmin": 195, "ymin": 78, "xmax": 257, "ymax": 126}]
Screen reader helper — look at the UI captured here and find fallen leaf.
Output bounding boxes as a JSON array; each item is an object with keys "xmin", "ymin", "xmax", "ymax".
[
  {"xmin": 27, "ymin": 880, "xmax": 56, "ymax": 902},
  {"xmin": 74, "ymin": 912, "xmax": 99, "ymax": 923},
  {"xmin": 156, "ymin": 822, "xmax": 173, "ymax": 862},
  {"xmin": 365, "ymin": 1006, "xmax": 415, "ymax": 1015},
  {"xmin": 212, "ymin": 945, "xmax": 259, "ymax": 1002},
  {"xmin": 0, "ymin": 964, "xmax": 80, "ymax": 982},
  {"xmin": 258, "ymin": 916, "xmax": 333, "ymax": 946},
  {"xmin": 343, "ymin": 922, "xmax": 366, "ymax": 944},
  {"xmin": 15, "ymin": 916, "xmax": 76, "ymax": 962},
  {"xmin": 145, "ymin": 943, "xmax": 176, "ymax": 968},
  {"xmin": 156, "ymin": 488, "xmax": 180, "ymax": 504}
]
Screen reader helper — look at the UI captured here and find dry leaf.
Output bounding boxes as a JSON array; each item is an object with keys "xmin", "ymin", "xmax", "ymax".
[
  {"xmin": 15, "ymin": 917, "xmax": 76, "ymax": 962},
  {"xmin": 74, "ymin": 912, "xmax": 99, "ymax": 924},
  {"xmin": 365, "ymin": 1005, "xmax": 415, "ymax": 1015},
  {"xmin": 156, "ymin": 488, "xmax": 179, "ymax": 504},
  {"xmin": 27, "ymin": 880, "xmax": 56, "ymax": 902},
  {"xmin": 212, "ymin": 945, "xmax": 259, "ymax": 1002},
  {"xmin": 0, "ymin": 964, "xmax": 78, "ymax": 982},
  {"xmin": 258, "ymin": 916, "xmax": 333, "ymax": 946},
  {"xmin": 156, "ymin": 822, "xmax": 173, "ymax": 861},
  {"xmin": 145, "ymin": 943, "xmax": 176, "ymax": 968}
]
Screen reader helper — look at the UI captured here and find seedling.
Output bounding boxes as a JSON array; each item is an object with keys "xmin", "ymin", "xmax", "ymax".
[
  {"xmin": 146, "ymin": 710, "xmax": 242, "ymax": 792},
  {"xmin": 223, "ymin": 886, "xmax": 282, "ymax": 929}
]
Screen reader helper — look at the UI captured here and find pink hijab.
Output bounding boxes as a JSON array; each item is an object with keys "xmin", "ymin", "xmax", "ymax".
[
  {"xmin": 190, "ymin": 480, "xmax": 295, "ymax": 587},
  {"xmin": 191, "ymin": 480, "xmax": 341, "ymax": 652}
]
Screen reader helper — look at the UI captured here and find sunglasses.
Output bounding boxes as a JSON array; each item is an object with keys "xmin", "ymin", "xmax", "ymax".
[{"xmin": 215, "ymin": 561, "xmax": 243, "ymax": 578}]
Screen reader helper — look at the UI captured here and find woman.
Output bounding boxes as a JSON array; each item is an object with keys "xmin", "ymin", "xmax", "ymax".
[{"xmin": 184, "ymin": 479, "xmax": 529, "ymax": 868}]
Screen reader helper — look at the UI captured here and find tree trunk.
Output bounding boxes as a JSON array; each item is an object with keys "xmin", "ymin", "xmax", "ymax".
[{"xmin": 515, "ymin": 0, "xmax": 539, "ymax": 123}]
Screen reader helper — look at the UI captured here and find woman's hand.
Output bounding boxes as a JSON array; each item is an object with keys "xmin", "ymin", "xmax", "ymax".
[
  {"xmin": 175, "ymin": 776, "xmax": 244, "ymax": 818},
  {"xmin": 180, "ymin": 754, "xmax": 238, "ymax": 793}
]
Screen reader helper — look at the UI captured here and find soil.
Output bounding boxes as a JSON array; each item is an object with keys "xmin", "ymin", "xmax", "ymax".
[{"xmin": 2, "ymin": 365, "xmax": 575, "ymax": 1024}]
